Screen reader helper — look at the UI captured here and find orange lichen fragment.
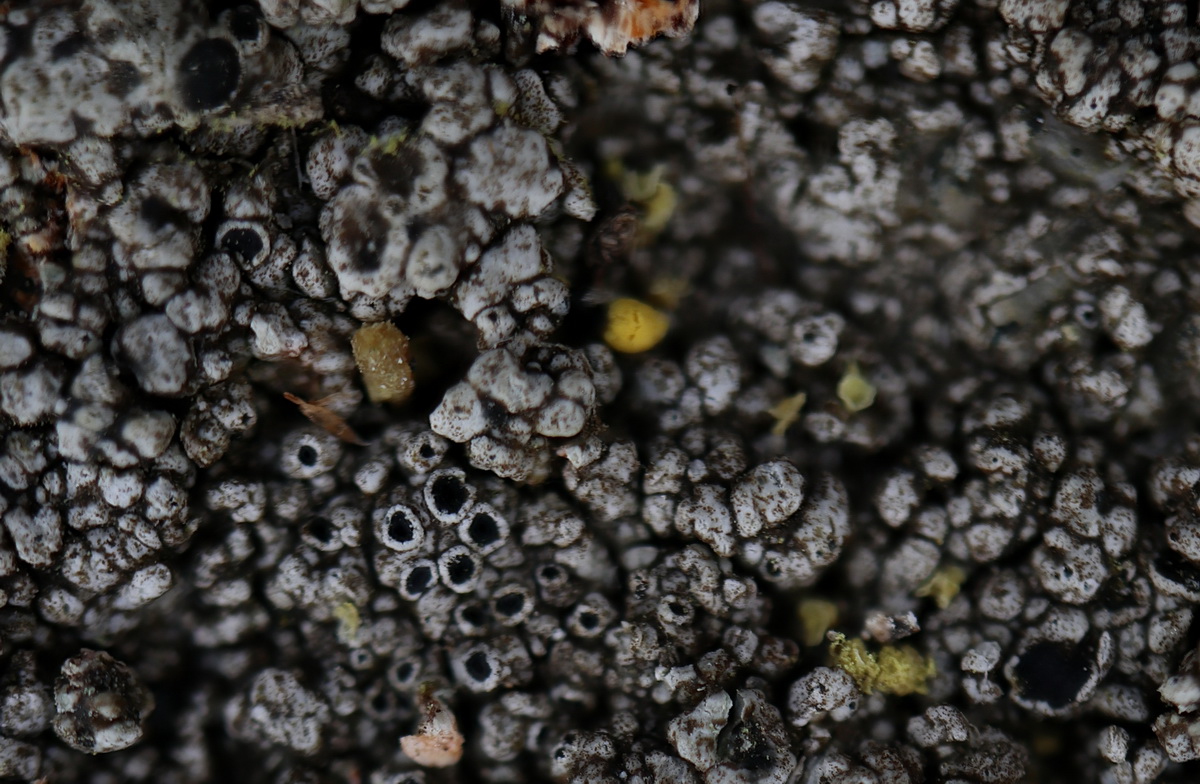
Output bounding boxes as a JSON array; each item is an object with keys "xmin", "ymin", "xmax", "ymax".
[
  {"xmin": 400, "ymin": 688, "xmax": 464, "ymax": 768},
  {"xmin": 587, "ymin": 0, "xmax": 700, "ymax": 54},
  {"xmin": 352, "ymin": 322, "xmax": 415, "ymax": 405},
  {"xmin": 23, "ymin": 229, "xmax": 58, "ymax": 255},
  {"xmin": 508, "ymin": 0, "xmax": 699, "ymax": 55},
  {"xmin": 42, "ymin": 168, "xmax": 68, "ymax": 194},
  {"xmin": 284, "ymin": 392, "xmax": 367, "ymax": 445}
]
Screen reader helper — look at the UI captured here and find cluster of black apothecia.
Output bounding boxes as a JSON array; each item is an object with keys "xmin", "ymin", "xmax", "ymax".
[{"xmin": 6, "ymin": 0, "xmax": 1200, "ymax": 781}]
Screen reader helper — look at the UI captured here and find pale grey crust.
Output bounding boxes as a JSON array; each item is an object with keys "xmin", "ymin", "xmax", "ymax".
[{"xmin": 3, "ymin": 0, "xmax": 1200, "ymax": 782}]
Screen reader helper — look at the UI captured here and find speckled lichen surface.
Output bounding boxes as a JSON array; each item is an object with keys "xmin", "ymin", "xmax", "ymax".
[{"xmin": 6, "ymin": 0, "xmax": 1200, "ymax": 781}]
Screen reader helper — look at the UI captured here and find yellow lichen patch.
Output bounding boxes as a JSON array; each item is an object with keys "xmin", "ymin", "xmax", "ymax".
[
  {"xmin": 915, "ymin": 565, "xmax": 966, "ymax": 610},
  {"xmin": 639, "ymin": 179, "xmax": 678, "ymax": 240},
  {"xmin": 647, "ymin": 275, "xmax": 690, "ymax": 311},
  {"xmin": 352, "ymin": 322, "xmax": 415, "ymax": 405},
  {"xmin": 607, "ymin": 159, "xmax": 661, "ymax": 202},
  {"xmin": 605, "ymin": 298, "xmax": 669, "ymax": 353},
  {"xmin": 605, "ymin": 159, "xmax": 678, "ymax": 243},
  {"xmin": 333, "ymin": 601, "xmax": 361, "ymax": 645},
  {"xmin": 874, "ymin": 646, "xmax": 936, "ymax": 695},
  {"xmin": 768, "ymin": 391, "xmax": 808, "ymax": 436},
  {"xmin": 374, "ymin": 129, "xmax": 412, "ymax": 156},
  {"xmin": 798, "ymin": 598, "xmax": 838, "ymax": 647},
  {"xmin": 828, "ymin": 632, "xmax": 936, "ymax": 696},
  {"xmin": 828, "ymin": 633, "xmax": 877, "ymax": 688},
  {"xmin": 837, "ymin": 362, "xmax": 876, "ymax": 412}
]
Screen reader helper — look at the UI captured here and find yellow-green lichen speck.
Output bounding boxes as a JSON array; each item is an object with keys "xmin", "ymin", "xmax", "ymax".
[
  {"xmin": 828, "ymin": 632, "xmax": 935, "ymax": 696},
  {"xmin": 605, "ymin": 298, "xmax": 669, "ymax": 354},
  {"xmin": 768, "ymin": 391, "xmax": 807, "ymax": 436},
  {"xmin": 639, "ymin": 179, "xmax": 678, "ymax": 239},
  {"xmin": 798, "ymin": 598, "xmax": 838, "ymax": 646},
  {"xmin": 333, "ymin": 601, "xmax": 361, "ymax": 645},
  {"xmin": 352, "ymin": 322, "xmax": 415, "ymax": 405},
  {"xmin": 915, "ymin": 565, "xmax": 967, "ymax": 609},
  {"xmin": 837, "ymin": 362, "xmax": 876, "ymax": 412},
  {"xmin": 606, "ymin": 160, "xmax": 678, "ymax": 243}
]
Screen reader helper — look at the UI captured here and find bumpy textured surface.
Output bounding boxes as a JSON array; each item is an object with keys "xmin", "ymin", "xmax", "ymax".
[{"xmin": 4, "ymin": 0, "xmax": 1200, "ymax": 782}]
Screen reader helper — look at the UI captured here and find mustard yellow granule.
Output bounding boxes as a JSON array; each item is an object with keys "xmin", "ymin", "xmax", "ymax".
[
  {"xmin": 605, "ymin": 298, "xmax": 669, "ymax": 353},
  {"xmin": 605, "ymin": 160, "xmax": 678, "ymax": 243},
  {"xmin": 837, "ymin": 362, "xmax": 876, "ymax": 412},
  {"xmin": 352, "ymin": 322, "xmax": 415, "ymax": 405},
  {"xmin": 915, "ymin": 565, "xmax": 967, "ymax": 609},
  {"xmin": 646, "ymin": 275, "xmax": 690, "ymax": 311},
  {"xmin": 768, "ymin": 391, "xmax": 808, "ymax": 436},
  {"xmin": 333, "ymin": 601, "xmax": 361, "ymax": 645},
  {"xmin": 798, "ymin": 598, "xmax": 838, "ymax": 647},
  {"xmin": 640, "ymin": 180, "xmax": 678, "ymax": 239},
  {"xmin": 828, "ymin": 632, "xmax": 936, "ymax": 696}
]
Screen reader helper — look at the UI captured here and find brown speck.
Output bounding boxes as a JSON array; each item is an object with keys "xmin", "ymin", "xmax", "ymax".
[
  {"xmin": 284, "ymin": 392, "xmax": 367, "ymax": 445},
  {"xmin": 590, "ymin": 206, "xmax": 640, "ymax": 269}
]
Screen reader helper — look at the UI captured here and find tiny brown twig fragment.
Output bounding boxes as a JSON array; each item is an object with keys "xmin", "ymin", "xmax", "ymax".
[{"xmin": 283, "ymin": 392, "xmax": 367, "ymax": 445}]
